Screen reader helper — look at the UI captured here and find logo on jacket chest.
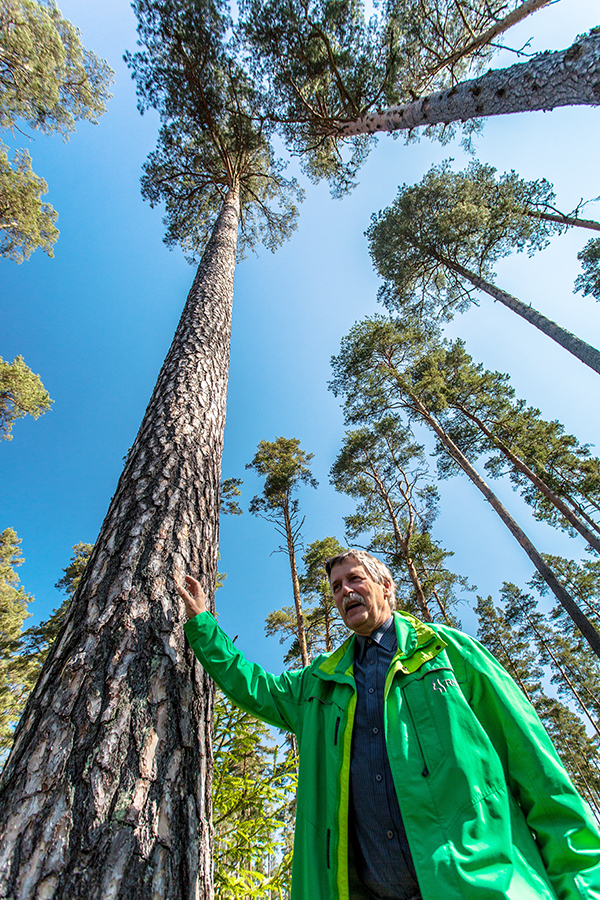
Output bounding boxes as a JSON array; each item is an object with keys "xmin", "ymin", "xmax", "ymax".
[{"xmin": 431, "ymin": 676, "xmax": 459, "ymax": 693}]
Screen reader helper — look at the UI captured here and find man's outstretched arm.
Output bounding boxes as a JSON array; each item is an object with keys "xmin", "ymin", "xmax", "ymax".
[{"xmin": 177, "ymin": 574, "xmax": 304, "ymax": 734}]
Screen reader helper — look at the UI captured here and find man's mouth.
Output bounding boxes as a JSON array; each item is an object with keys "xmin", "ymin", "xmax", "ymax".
[{"xmin": 343, "ymin": 592, "xmax": 365, "ymax": 614}]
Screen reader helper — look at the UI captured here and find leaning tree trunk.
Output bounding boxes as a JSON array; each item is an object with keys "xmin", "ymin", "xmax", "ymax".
[
  {"xmin": 452, "ymin": 401, "xmax": 600, "ymax": 553},
  {"xmin": 441, "ymin": 255, "xmax": 600, "ymax": 376},
  {"xmin": 337, "ymin": 31, "xmax": 600, "ymax": 136},
  {"xmin": 406, "ymin": 391, "xmax": 600, "ymax": 659},
  {"xmin": 282, "ymin": 502, "xmax": 310, "ymax": 667},
  {"xmin": 0, "ymin": 187, "xmax": 240, "ymax": 900}
]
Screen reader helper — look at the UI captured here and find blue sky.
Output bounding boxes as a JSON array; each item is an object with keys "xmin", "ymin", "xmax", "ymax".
[{"xmin": 2, "ymin": 0, "xmax": 599, "ymax": 671}]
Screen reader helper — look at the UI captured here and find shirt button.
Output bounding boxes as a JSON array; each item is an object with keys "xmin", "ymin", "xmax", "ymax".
[
  {"xmin": 375, "ymin": 774, "xmax": 382, "ymax": 782},
  {"xmin": 367, "ymin": 638, "xmax": 372, "ymax": 644},
  {"xmin": 387, "ymin": 830, "xmax": 394, "ymax": 840},
  {"xmin": 369, "ymin": 660, "xmax": 375, "ymax": 666},
  {"xmin": 372, "ymin": 727, "xmax": 379, "ymax": 734},
  {"xmin": 368, "ymin": 688, "xmax": 375, "ymax": 694}
]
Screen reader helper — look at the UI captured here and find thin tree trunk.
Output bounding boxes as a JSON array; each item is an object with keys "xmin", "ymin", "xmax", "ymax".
[
  {"xmin": 282, "ymin": 503, "xmax": 309, "ymax": 667},
  {"xmin": 406, "ymin": 391, "xmax": 600, "ymax": 659},
  {"xmin": 337, "ymin": 32, "xmax": 600, "ymax": 136},
  {"xmin": 453, "ymin": 402, "xmax": 600, "ymax": 553},
  {"xmin": 362, "ymin": 452, "xmax": 434, "ymax": 621},
  {"xmin": 442, "ymin": 255, "xmax": 600, "ymax": 375},
  {"xmin": 0, "ymin": 187, "xmax": 241, "ymax": 900},
  {"xmin": 512, "ymin": 597, "xmax": 600, "ymax": 737}
]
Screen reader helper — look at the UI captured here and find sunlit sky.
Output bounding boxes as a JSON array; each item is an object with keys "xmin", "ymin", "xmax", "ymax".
[{"xmin": 2, "ymin": 0, "xmax": 599, "ymax": 670}]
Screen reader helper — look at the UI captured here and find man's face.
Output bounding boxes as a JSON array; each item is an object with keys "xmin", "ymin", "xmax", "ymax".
[{"xmin": 330, "ymin": 558, "xmax": 392, "ymax": 636}]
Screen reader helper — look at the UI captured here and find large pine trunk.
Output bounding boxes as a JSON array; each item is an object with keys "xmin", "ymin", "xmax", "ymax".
[
  {"xmin": 0, "ymin": 189, "xmax": 240, "ymax": 900},
  {"xmin": 338, "ymin": 31, "xmax": 600, "ymax": 136}
]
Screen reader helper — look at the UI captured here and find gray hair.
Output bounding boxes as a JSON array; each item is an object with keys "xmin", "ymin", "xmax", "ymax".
[{"xmin": 325, "ymin": 550, "xmax": 397, "ymax": 611}]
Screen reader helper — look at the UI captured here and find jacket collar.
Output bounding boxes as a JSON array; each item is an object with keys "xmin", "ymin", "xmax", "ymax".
[{"xmin": 313, "ymin": 611, "xmax": 447, "ymax": 684}]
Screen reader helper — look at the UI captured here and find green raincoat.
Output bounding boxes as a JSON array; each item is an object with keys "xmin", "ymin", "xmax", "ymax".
[{"xmin": 184, "ymin": 609, "xmax": 600, "ymax": 900}]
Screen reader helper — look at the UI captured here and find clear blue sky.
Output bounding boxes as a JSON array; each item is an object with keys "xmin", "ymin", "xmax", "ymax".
[{"xmin": 2, "ymin": 0, "xmax": 599, "ymax": 671}]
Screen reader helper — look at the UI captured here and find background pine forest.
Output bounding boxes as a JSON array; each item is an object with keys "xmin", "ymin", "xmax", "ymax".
[{"xmin": 2, "ymin": 0, "xmax": 600, "ymax": 897}]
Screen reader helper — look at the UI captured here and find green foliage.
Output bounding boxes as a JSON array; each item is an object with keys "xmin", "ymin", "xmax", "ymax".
[
  {"xmin": 213, "ymin": 688, "xmax": 296, "ymax": 899},
  {"xmin": 221, "ymin": 477, "xmax": 244, "ymax": 517},
  {"xmin": 0, "ymin": 528, "xmax": 34, "ymax": 761},
  {"xmin": 0, "ymin": 142, "xmax": 58, "ymax": 261},
  {"xmin": 126, "ymin": 0, "xmax": 303, "ymax": 261},
  {"xmin": 476, "ymin": 586, "xmax": 600, "ymax": 818},
  {"xmin": 402, "ymin": 338, "xmax": 600, "ymax": 539},
  {"xmin": 0, "ymin": 540, "xmax": 93, "ymax": 766},
  {"xmin": 0, "ymin": 355, "xmax": 53, "ymax": 440},
  {"xmin": 265, "ymin": 537, "xmax": 349, "ymax": 666},
  {"xmin": 299, "ymin": 536, "xmax": 347, "ymax": 653},
  {"xmin": 247, "ymin": 437, "xmax": 317, "ymax": 514},
  {"xmin": 0, "ymin": 0, "xmax": 113, "ymax": 260},
  {"xmin": 575, "ymin": 237, "xmax": 600, "ymax": 301},
  {"xmin": 0, "ymin": 0, "xmax": 113, "ymax": 135},
  {"xmin": 367, "ymin": 161, "xmax": 559, "ymax": 322},
  {"xmin": 241, "ymin": 0, "xmax": 528, "ymax": 191},
  {"xmin": 330, "ymin": 412, "xmax": 468, "ymax": 623},
  {"xmin": 21, "ymin": 541, "xmax": 93, "ymax": 687}
]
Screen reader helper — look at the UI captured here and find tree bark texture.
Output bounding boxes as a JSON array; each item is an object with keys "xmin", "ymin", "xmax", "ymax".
[
  {"xmin": 338, "ymin": 32, "xmax": 600, "ymax": 136},
  {"xmin": 443, "ymin": 257, "xmax": 600, "ymax": 376},
  {"xmin": 407, "ymin": 392, "xmax": 600, "ymax": 659},
  {"xmin": 0, "ymin": 189, "xmax": 241, "ymax": 900}
]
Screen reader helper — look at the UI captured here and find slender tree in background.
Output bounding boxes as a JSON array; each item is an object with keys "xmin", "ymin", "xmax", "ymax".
[
  {"xmin": 241, "ymin": 0, "xmax": 598, "ymax": 191},
  {"xmin": 247, "ymin": 437, "xmax": 317, "ymax": 668},
  {"xmin": 330, "ymin": 415, "xmax": 467, "ymax": 623},
  {"xmin": 329, "ymin": 315, "xmax": 600, "ymax": 657},
  {"xmin": 0, "ymin": 355, "xmax": 52, "ymax": 440},
  {"xmin": 367, "ymin": 161, "xmax": 600, "ymax": 374},
  {"xmin": 0, "ymin": 0, "xmax": 113, "ymax": 260},
  {"xmin": 299, "ymin": 537, "xmax": 347, "ymax": 654},
  {"xmin": 475, "ymin": 589, "xmax": 600, "ymax": 820},
  {"xmin": 405, "ymin": 339, "xmax": 600, "ymax": 551},
  {"xmin": 0, "ymin": 529, "xmax": 33, "ymax": 764},
  {"xmin": 212, "ymin": 689, "xmax": 296, "ymax": 900},
  {"xmin": 265, "ymin": 535, "xmax": 348, "ymax": 665},
  {"xmin": 0, "ymin": 0, "xmax": 301, "ymax": 895}
]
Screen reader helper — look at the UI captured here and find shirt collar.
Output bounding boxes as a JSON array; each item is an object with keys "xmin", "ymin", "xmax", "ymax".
[{"xmin": 354, "ymin": 615, "xmax": 397, "ymax": 659}]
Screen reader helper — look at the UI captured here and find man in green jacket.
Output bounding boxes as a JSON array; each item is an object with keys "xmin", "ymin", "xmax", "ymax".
[{"xmin": 178, "ymin": 549, "xmax": 600, "ymax": 900}]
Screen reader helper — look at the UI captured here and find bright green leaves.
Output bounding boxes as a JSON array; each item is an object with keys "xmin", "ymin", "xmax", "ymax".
[
  {"xmin": 367, "ymin": 161, "xmax": 558, "ymax": 322},
  {"xmin": 575, "ymin": 237, "xmax": 600, "ymax": 302},
  {"xmin": 213, "ymin": 689, "xmax": 296, "ymax": 899},
  {"xmin": 240, "ymin": 0, "xmax": 534, "ymax": 191},
  {"xmin": 0, "ymin": 0, "xmax": 113, "ymax": 261},
  {"xmin": 0, "ymin": 355, "xmax": 52, "ymax": 439},
  {"xmin": 247, "ymin": 436, "xmax": 317, "ymax": 514},
  {"xmin": 0, "ymin": 144, "xmax": 59, "ymax": 262},
  {"xmin": 127, "ymin": 0, "xmax": 303, "ymax": 261},
  {"xmin": 0, "ymin": 528, "xmax": 34, "ymax": 761},
  {"xmin": 0, "ymin": 0, "xmax": 112, "ymax": 136}
]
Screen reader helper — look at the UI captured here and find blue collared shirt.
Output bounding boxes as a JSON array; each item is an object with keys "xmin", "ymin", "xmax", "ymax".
[{"xmin": 350, "ymin": 617, "xmax": 421, "ymax": 900}]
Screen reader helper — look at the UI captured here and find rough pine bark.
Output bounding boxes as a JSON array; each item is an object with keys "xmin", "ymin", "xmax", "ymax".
[
  {"xmin": 0, "ymin": 187, "xmax": 241, "ymax": 900},
  {"xmin": 338, "ymin": 31, "xmax": 600, "ymax": 136},
  {"xmin": 441, "ymin": 255, "xmax": 600, "ymax": 376}
]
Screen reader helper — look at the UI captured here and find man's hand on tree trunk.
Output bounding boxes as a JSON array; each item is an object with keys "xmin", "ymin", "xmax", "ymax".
[{"xmin": 177, "ymin": 575, "xmax": 206, "ymax": 618}]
